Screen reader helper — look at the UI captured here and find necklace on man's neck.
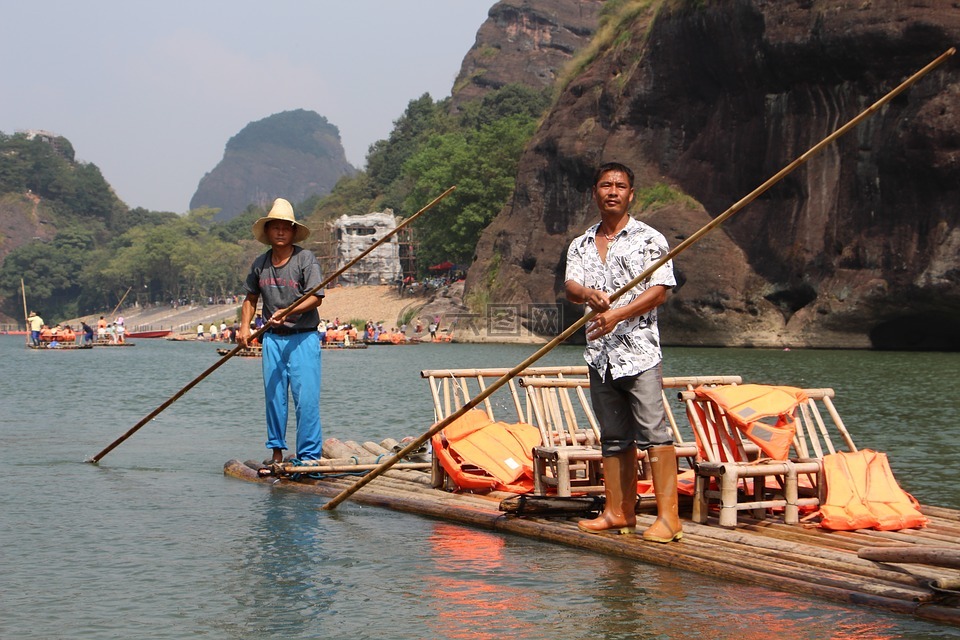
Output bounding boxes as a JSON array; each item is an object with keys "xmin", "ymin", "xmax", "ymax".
[{"xmin": 601, "ymin": 228, "xmax": 620, "ymax": 242}]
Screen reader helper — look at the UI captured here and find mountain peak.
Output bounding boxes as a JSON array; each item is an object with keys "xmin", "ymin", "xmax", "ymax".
[{"xmin": 190, "ymin": 109, "xmax": 356, "ymax": 221}]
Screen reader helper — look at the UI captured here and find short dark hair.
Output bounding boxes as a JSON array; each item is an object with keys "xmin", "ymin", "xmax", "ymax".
[{"xmin": 593, "ymin": 162, "xmax": 634, "ymax": 188}]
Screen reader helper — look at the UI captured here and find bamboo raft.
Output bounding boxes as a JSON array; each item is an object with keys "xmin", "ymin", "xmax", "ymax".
[
  {"xmin": 217, "ymin": 346, "xmax": 261, "ymax": 357},
  {"xmin": 321, "ymin": 341, "xmax": 368, "ymax": 350},
  {"xmin": 224, "ymin": 449, "xmax": 960, "ymax": 627},
  {"xmin": 26, "ymin": 343, "xmax": 93, "ymax": 350},
  {"xmin": 92, "ymin": 340, "xmax": 135, "ymax": 347},
  {"xmin": 224, "ymin": 365, "xmax": 960, "ymax": 627},
  {"xmin": 217, "ymin": 342, "xmax": 368, "ymax": 357}
]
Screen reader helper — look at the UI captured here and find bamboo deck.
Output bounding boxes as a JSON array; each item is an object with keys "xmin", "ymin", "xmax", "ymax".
[{"xmin": 225, "ymin": 446, "xmax": 960, "ymax": 628}]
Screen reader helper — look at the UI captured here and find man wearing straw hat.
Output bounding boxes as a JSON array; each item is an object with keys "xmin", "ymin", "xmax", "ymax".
[
  {"xmin": 27, "ymin": 311, "xmax": 44, "ymax": 347},
  {"xmin": 564, "ymin": 162, "xmax": 681, "ymax": 543},
  {"xmin": 238, "ymin": 198, "xmax": 324, "ymax": 464}
]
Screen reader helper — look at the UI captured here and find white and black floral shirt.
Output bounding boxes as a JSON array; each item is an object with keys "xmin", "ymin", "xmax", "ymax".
[{"xmin": 565, "ymin": 217, "xmax": 676, "ymax": 381}]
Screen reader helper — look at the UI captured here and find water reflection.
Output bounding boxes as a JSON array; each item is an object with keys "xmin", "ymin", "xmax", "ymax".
[
  {"xmin": 422, "ymin": 524, "xmax": 539, "ymax": 639},
  {"xmin": 231, "ymin": 491, "xmax": 334, "ymax": 637}
]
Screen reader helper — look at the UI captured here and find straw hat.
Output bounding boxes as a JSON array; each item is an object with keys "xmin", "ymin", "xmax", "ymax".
[{"xmin": 252, "ymin": 198, "xmax": 311, "ymax": 245}]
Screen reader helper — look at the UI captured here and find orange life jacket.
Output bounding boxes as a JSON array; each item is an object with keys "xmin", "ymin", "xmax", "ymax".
[
  {"xmin": 693, "ymin": 384, "xmax": 807, "ymax": 461},
  {"xmin": 634, "ymin": 469, "xmax": 697, "ymax": 498},
  {"xmin": 818, "ymin": 449, "xmax": 927, "ymax": 531},
  {"xmin": 432, "ymin": 409, "xmax": 541, "ymax": 494}
]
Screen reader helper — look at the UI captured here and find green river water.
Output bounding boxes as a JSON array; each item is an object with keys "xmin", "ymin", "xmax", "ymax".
[{"xmin": 2, "ymin": 336, "xmax": 957, "ymax": 639}]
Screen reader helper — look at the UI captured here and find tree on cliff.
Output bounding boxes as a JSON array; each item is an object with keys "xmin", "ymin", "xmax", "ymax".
[
  {"xmin": 0, "ymin": 132, "xmax": 121, "ymax": 225},
  {"xmin": 403, "ymin": 114, "xmax": 538, "ymax": 268}
]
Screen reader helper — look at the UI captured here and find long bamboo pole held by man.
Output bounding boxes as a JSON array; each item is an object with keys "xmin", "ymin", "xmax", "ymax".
[
  {"xmin": 21, "ymin": 278, "xmax": 30, "ymax": 347},
  {"xmin": 322, "ymin": 47, "xmax": 955, "ymax": 511},
  {"xmin": 86, "ymin": 186, "xmax": 456, "ymax": 464}
]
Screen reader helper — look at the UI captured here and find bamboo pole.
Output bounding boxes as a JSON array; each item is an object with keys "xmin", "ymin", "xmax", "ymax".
[
  {"xmin": 109, "ymin": 286, "xmax": 132, "ymax": 319},
  {"xmin": 420, "ymin": 365, "xmax": 589, "ymax": 378},
  {"xmin": 266, "ymin": 462, "xmax": 431, "ymax": 475},
  {"xmin": 323, "ymin": 47, "xmax": 955, "ymax": 511},
  {"xmin": 712, "ymin": 539, "xmax": 952, "ymax": 591},
  {"xmin": 657, "ymin": 530, "xmax": 934, "ymax": 602},
  {"xmin": 859, "ymin": 547, "xmax": 960, "ymax": 569},
  {"xmin": 283, "ymin": 454, "xmax": 408, "ymax": 467},
  {"xmin": 87, "ymin": 186, "xmax": 455, "ymax": 463},
  {"xmin": 20, "ymin": 278, "xmax": 29, "ymax": 346},
  {"xmin": 922, "ymin": 505, "xmax": 960, "ymax": 522}
]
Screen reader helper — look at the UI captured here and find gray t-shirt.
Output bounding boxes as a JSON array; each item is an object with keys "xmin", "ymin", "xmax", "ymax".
[{"xmin": 244, "ymin": 246, "xmax": 324, "ymax": 330}]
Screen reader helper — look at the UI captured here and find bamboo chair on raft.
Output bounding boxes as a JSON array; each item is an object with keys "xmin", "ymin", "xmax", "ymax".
[
  {"xmin": 518, "ymin": 375, "xmax": 743, "ymax": 497},
  {"xmin": 679, "ymin": 385, "xmax": 859, "ymax": 528},
  {"xmin": 421, "ymin": 366, "xmax": 591, "ymax": 491}
]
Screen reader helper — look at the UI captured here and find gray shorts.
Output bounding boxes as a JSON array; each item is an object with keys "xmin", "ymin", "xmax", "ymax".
[{"xmin": 589, "ymin": 363, "xmax": 673, "ymax": 456}]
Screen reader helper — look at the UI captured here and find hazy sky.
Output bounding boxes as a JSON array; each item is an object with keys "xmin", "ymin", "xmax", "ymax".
[{"xmin": 2, "ymin": 1, "xmax": 495, "ymax": 213}]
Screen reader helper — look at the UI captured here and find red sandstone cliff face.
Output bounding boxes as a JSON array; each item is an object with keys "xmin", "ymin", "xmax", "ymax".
[
  {"xmin": 466, "ymin": 0, "xmax": 960, "ymax": 349},
  {"xmin": 450, "ymin": 0, "xmax": 604, "ymax": 109}
]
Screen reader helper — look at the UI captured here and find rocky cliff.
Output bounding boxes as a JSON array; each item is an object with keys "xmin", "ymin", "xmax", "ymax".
[
  {"xmin": 450, "ymin": 0, "xmax": 604, "ymax": 109},
  {"xmin": 190, "ymin": 109, "xmax": 356, "ymax": 221},
  {"xmin": 467, "ymin": 0, "xmax": 960, "ymax": 350},
  {"xmin": 0, "ymin": 193, "xmax": 57, "ymax": 266}
]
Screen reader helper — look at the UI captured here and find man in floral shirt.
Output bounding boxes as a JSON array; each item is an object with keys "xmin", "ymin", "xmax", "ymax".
[{"xmin": 564, "ymin": 161, "xmax": 681, "ymax": 543}]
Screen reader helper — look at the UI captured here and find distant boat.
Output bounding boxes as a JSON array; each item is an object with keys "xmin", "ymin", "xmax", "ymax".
[
  {"xmin": 92, "ymin": 339, "xmax": 135, "ymax": 347},
  {"xmin": 126, "ymin": 329, "xmax": 172, "ymax": 339},
  {"xmin": 216, "ymin": 342, "xmax": 368, "ymax": 358},
  {"xmin": 217, "ymin": 346, "xmax": 262, "ymax": 358},
  {"xmin": 26, "ymin": 343, "xmax": 93, "ymax": 350}
]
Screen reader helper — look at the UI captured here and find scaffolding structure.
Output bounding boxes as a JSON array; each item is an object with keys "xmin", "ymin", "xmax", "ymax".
[{"xmin": 306, "ymin": 213, "xmax": 419, "ymax": 286}]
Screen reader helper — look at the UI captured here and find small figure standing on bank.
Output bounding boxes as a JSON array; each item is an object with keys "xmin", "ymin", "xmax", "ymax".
[
  {"xmin": 238, "ymin": 198, "xmax": 324, "ymax": 464},
  {"xmin": 564, "ymin": 161, "xmax": 681, "ymax": 543}
]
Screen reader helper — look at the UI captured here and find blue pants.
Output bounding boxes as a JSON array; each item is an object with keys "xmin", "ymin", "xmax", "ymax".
[{"xmin": 261, "ymin": 331, "xmax": 322, "ymax": 460}]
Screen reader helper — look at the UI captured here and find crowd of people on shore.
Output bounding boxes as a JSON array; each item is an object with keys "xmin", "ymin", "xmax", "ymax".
[
  {"xmin": 329, "ymin": 315, "xmax": 452, "ymax": 344},
  {"xmin": 188, "ymin": 313, "xmax": 453, "ymax": 348},
  {"xmin": 196, "ymin": 321, "xmax": 240, "ymax": 343}
]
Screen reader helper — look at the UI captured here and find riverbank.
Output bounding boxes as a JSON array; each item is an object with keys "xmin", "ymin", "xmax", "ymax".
[{"xmin": 68, "ymin": 282, "xmax": 551, "ymax": 344}]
